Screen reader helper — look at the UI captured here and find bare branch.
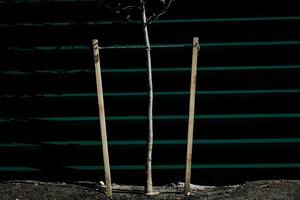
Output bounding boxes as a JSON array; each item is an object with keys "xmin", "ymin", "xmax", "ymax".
[
  {"xmin": 99, "ymin": 0, "xmax": 174, "ymax": 22},
  {"xmin": 148, "ymin": 0, "xmax": 174, "ymax": 22}
]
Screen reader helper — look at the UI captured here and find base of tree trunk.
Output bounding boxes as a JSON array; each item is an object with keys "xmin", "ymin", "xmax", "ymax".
[
  {"xmin": 146, "ymin": 191, "xmax": 159, "ymax": 196},
  {"xmin": 185, "ymin": 192, "xmax": 191, "ymax": 196}
]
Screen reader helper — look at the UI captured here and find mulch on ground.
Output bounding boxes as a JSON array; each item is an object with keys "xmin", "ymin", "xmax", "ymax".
[{"xmin": 1, "ymin": 180, "xmax": 300, "ymax": 199}]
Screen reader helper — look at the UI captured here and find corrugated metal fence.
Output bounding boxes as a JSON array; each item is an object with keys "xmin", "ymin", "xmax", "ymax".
[{"xmin": 1, "ymin": 0, "xmax": 300, "ymax": 185}]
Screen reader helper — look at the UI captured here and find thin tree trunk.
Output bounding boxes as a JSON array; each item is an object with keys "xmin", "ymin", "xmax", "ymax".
[{"xmin": 140, "ymin": 0, "xmax": 154, "ymax": 195}]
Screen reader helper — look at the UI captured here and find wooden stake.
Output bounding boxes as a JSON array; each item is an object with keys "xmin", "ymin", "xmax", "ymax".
[
  {"xmin": 92, "ymin": 39, "xmax": 112, "ymax": 197},
  {"xmin": 184, "ymin": 37, "xmax": 200, "ymax": 195}
]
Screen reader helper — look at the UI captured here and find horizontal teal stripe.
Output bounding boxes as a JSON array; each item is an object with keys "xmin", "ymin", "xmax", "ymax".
[
  {"xmin": 43, "ymin": 89, "xmax": 300, "ymax": 96},
  {"xmin": 200, "ymin": 65, "xmax": 300, "ymax": 71},
  {"xmin": 152, "ymin": 16, "xmax": 300, "ymax": 23},
  {"xmin": 3, "ymin": 163, "xmax": 300, "ymax": 172},
  {"xmin": 29, "ymin": 89, "xmax": 300, "ymax": 98},
  {"xmin": 99, "ymin": 44, "xmax": 190, "ymax": 49},
  {"xmin": 6, "ymin": 41, "xmax": 300, "ymax": 52},
  {"xmin": 2, "ymin": 138, "xmax": 298, "ymax": 148},
  {"xmin": 0, "ymin": 143, "xmax": 40, "ymax": 148},
  {"xmin": 3, "ymin": 114, "xmax": 300, "ymax": 122},
  {"xmin": 1, "ymin": 16, "xmax": 300, "ymax": 28},
  {"xmin": 3, "ymin": 88, "xmax": 300, "ymax": 99},
  {"xmin": 3, "ymin": 89, "xmax": 300, "ymax": 100},
  {"xmin": 1, "ymin": 138, "xmax": 299, "ymax": 148},
  {"xmin": 103, "ymin": 65, "xmax": 300, "ymax": 72},
  {"xmin": 99, "ymin": 41, "xmax": 300, "ymax": 49},
  {"xmin": 32, "ymin": 113, "xmax": 300, "ymax": 121},
  {"xmin": 0, "ymin": 166, "xmax": 41, "ymax": 172},
  {"xmin": 42, "ymin": 138, "xmax": 300, "ymax": 146},
  {"xmin": 0, "ymin": 69, "xmax": 92, "ymax": 75},
  {"xmin": 0, "ymin": 0, "xmax": 95, "ymax": 4},
  {"xmin": 60, "ymin": 16, "xmax": 300, "ymax": 24},
  {"xmin": 202, "ymin": 41, "xmax": 300, "ymax": 47},
  {"xmin": 65, "ymin": 163, "xmax": 300, "ymax": 171},
  {"xmin": 197, "ymin": 89, "xmax": 300, "ymax": 95},
  {"xmin": 1, "ymin": 65, "xmax": 300, "ymax": 75}
]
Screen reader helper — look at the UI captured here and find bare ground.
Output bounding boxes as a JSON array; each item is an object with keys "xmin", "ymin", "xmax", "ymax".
[{"xmin": 1, "ymin": 180, "xmax": 300, "ymax": 199}]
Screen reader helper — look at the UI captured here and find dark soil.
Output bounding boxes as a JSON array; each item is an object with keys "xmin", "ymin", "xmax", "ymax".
[{"xmin": 1, "ymin": 180, "xmax": 300, "ymax": 199}]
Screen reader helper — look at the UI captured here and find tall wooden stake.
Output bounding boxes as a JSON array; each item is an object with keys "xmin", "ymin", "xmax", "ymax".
[
  {"xmin": 140, "ymin": 0, "xmax": 155, "ymax": 195},
  {"xmin": 92, "ymin": 39, "xmax": 112, "ymax": 197},
  {"xmin": 184, "ymin": 37, "xmax": 200, "ymax": 195}
]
